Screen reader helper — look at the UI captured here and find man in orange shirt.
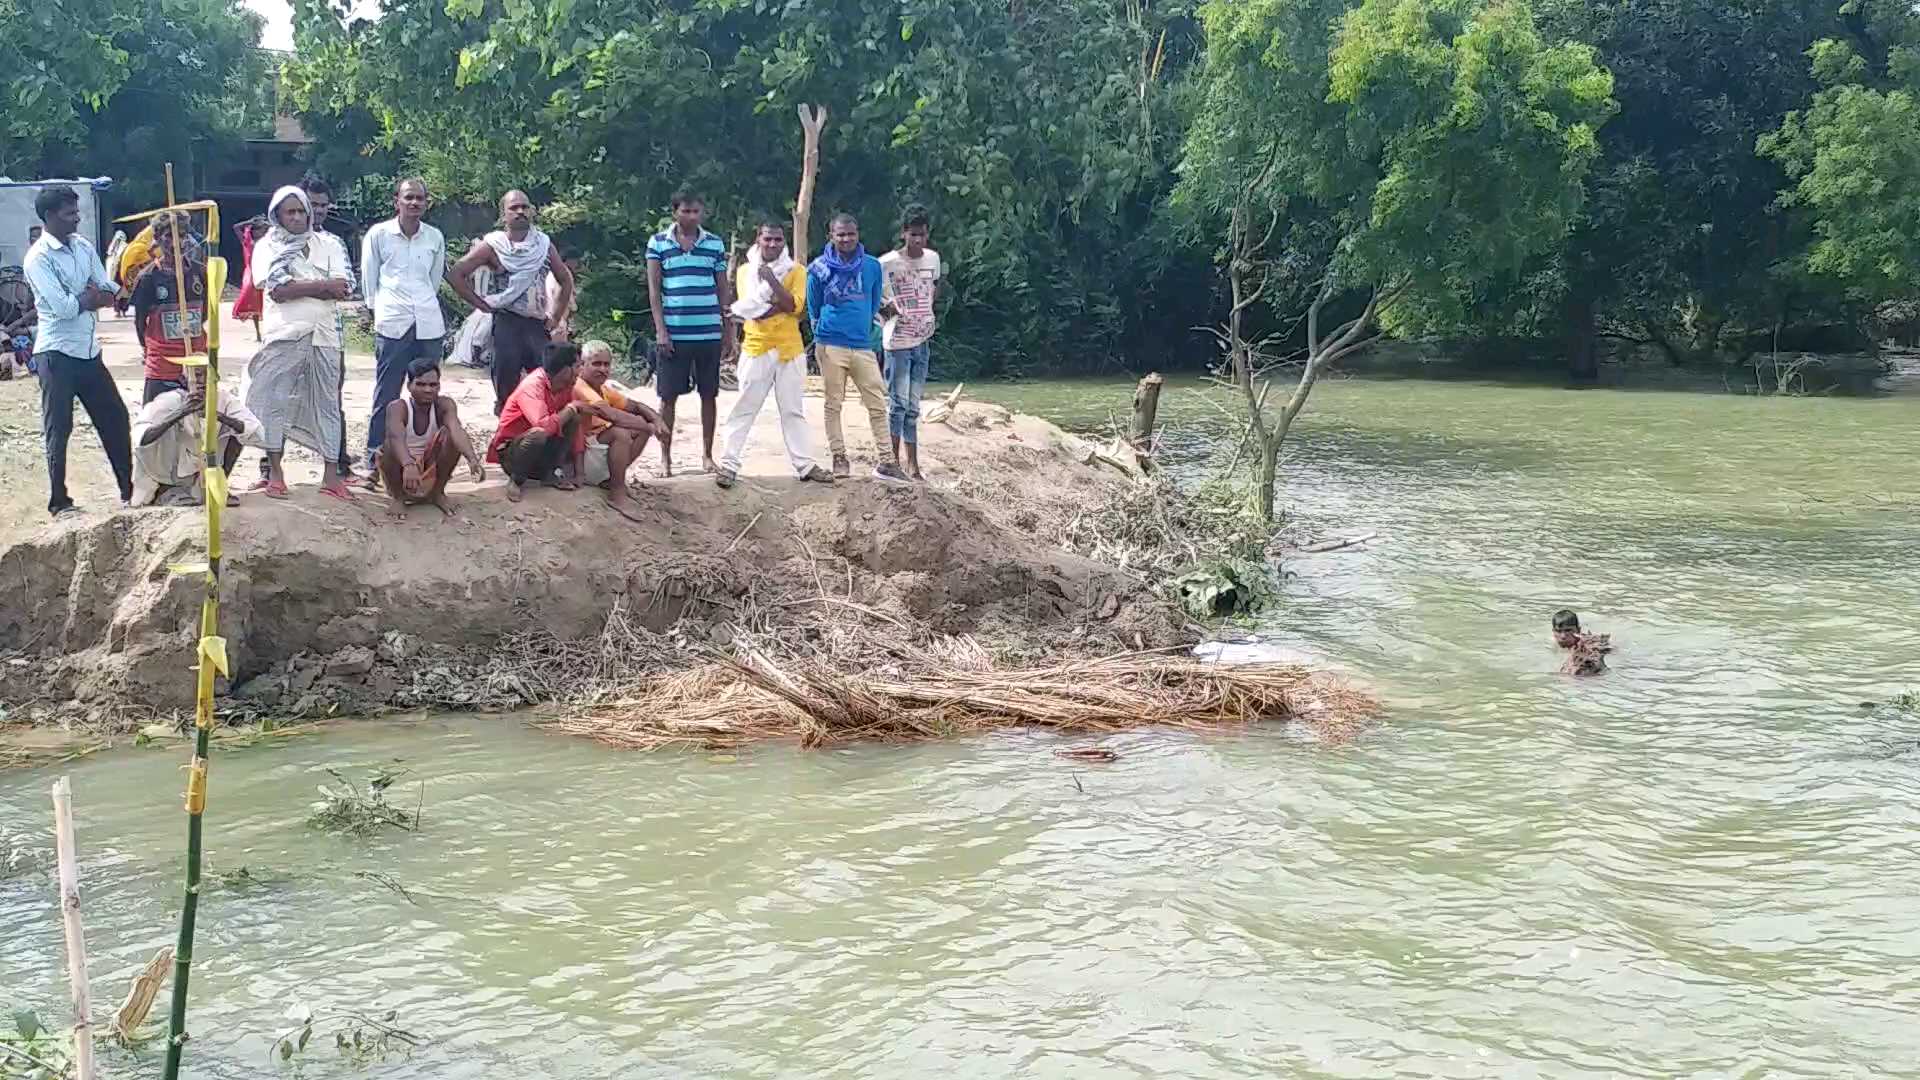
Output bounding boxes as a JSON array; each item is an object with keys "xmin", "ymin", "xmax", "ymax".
[
  {"xmin": 487, "ymin": 340, "xmax": 586, "ymax": 503},
  {"xmin": 573, "ymin": 340, "xmax": 666, "ymax": 521}
]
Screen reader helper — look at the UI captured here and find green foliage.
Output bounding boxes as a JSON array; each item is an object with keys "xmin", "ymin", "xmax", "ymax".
[
  {"xmin": 307, "ymin": 766, "xmax": 420, "ymax": 836},
  {"xmin": 1177, "ymin": 0, "xmax": 1612, "ymax": 328},
  {"xmin": 1171, "ymin": 558, "xmax": 1277, "ymax": 618},
  {"xmin": 1763, "ymin": 3, "xmax": 1920, "ymax": 305},
  {"xmin": 271, "ymin": 1004, "xmax": 423, "ymax": 1069},
  {"xmin": 0, "ymin": 1008, "xmax": 69, "ymax": 1080},
  {"xmin": 283, "ymin": 0, "xmax": 1211, "ymax": 375},
  {"xmin": 3, "ymin": 0, "xmax": 274, "ymax": 210}
]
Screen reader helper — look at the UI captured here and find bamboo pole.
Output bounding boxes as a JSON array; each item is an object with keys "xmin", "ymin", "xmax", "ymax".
[
  {"xmin": 50, "ymin": 776, "xmax": 95, "ymax": 1080},
  {"xmin": 154, "ymin": 161, "xmax": 228, "ymax": 1080}
]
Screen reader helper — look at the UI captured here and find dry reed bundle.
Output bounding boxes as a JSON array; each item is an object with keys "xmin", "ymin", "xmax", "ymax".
[{"xmin": 538, "ymin": 650, "xmax": 1376, "ymax": 751}]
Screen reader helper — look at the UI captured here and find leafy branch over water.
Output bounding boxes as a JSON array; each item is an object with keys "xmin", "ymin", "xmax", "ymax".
[{"xmin": 307, "ymin": 766, "xmax": 422, "ymax": 837}]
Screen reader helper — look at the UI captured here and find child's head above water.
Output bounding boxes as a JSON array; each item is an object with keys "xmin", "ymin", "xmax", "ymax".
[{"xmin": 1551, "ymin": 609, "xmax": 1582, "ymax": 648}]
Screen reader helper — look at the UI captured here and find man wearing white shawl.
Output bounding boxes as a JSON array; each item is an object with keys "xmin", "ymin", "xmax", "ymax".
[
  {"xmin": 246, "ymin": 185, "xmax": 354, "ymax": 500},
  {"xmin": 447, "ymin": 189, "xmax": 575, "ymax": 414},
  {"xmin": 714, "ymin": 221, "xmax": 834, "ymax": 488}
]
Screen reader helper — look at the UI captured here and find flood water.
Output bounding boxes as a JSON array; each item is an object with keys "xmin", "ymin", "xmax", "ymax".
[{"xmin": 5, "ymin": 373, "xmax": 1919, "ymax": 1077}]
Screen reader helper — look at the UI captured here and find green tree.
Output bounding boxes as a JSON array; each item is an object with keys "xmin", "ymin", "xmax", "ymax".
[
  {"xmin": 0, "ymin": 0, "xmax": 132, "ymax": 177},
  {"xmin": 1534, "ymin": 0, "xmax": 1864, "ymax": 374},
  {"xmin": 1762, "ymin": 0, "xmax": 1920, "ymax": 306},
  {"xmin": 284, "ymin": 0, "xmax": 1207, "ymax": 375},
  {"xmin": 1177, "ymin": 0, "xmax": 1613, "ymax": 522},
  {"xmin": 2, "ymin": 0, "xmax": 271, "ymax": 210}
]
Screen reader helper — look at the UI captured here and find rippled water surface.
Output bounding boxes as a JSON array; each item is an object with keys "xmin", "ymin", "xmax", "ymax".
[{"xmin": 5, "ymin": 375, "xmax": 1919, "ymax": 1077}]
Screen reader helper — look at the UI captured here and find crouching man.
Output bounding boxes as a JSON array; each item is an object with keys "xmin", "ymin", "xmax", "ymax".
[
  {"xmin": 130, "ymin": 377, "xmax": 263, "ymax": 507},
  {"xmin": 574, "ymin": 339, "xmax": 667, "ymax": 521},
  {"xmin": 486, "ymin": 341, "xmax": 586, "ymax": 503},
  {"xmin": 378, "ymin": 360, "xmax": 484, "ymax": 520}
]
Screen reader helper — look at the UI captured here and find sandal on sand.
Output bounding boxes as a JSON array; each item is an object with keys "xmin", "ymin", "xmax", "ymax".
[
  {"xmin": 320, "ymin": 483, "xmax": 354, "ymax": 502},
  {"xmin": 715, "ymin": 469, "xmax": 737, "ymax": 489},
  {"xmin": 263, "ymin": 480, "xmax": 290, "ymax": 500}
]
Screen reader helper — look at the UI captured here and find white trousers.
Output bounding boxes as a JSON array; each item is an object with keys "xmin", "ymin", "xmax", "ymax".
[{"xmin": 720, "ymin": 349, "xmax": 816, "ymax": 476}]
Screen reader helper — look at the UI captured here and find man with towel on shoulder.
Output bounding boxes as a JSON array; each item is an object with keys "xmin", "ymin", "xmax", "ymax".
[
  {"xmin": 715, "ymin": 218, "xmax": 833, "ymax": 489},
  {"xmin": 447, "ymin": 189, "xmax": 576, "ymax": 414},
  {"xmin": 245, "ymin": 184, "xmax": 356, "ymax": 501}
]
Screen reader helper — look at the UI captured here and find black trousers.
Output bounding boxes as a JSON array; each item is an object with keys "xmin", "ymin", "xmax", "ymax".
[
  {"xmin": 491, "ymin": 311, "xmax": 549, "ymax": 415},
  {"xmin": 368, "ymin": 328, "xmax": 443, "ymax": 455},
  {"xmin": 37, "ymin": 350, "xmax": 133, "ymax": 514},
  {"xmin": 500, "ymin": 414, "xmax": 581, "ymax": 484}
]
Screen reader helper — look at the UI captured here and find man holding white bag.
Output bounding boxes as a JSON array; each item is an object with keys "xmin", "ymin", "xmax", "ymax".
[{"xmin": 714, "ymin": 219, "xmax": 834, "ymax": 489}]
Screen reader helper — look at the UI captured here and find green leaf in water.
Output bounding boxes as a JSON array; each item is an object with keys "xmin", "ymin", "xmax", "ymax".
[{"xmin": 12, "ymin": 1009, "xmax": 42, "ymax": 1040}]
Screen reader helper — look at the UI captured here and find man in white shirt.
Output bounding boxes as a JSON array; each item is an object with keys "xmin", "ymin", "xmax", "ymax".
[
  {"xmin": 131, "ymin": 379, "xmax": 264, "ymax": 507},
  {"xmin": 360, "ymin": 177, "xmax": 447, "ymax": 477},
  {"xmin": 878, "ymin": 205, "xmax": 942, "ymax": 481}
]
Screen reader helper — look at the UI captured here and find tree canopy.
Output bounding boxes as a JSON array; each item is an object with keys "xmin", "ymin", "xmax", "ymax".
[
  {"xmin": 285, "ymin": 0, "xmax": 1210, "ymax": 376},
  {"xmin": 2, "ymin": 0, "xmax": 275, "ymax": 209},
  {"xmin": 1762, "ymin": 0, "xmax": 1920, "ymax": 305},
  {"xmin": 8, "ymin": 0, "xmax": 1918, "ymax": 376}
]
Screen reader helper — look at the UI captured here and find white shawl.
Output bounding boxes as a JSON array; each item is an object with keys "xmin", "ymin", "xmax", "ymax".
[{"xmin": 730, "ymin": 244, "xmax": 797, "ymax": 321}]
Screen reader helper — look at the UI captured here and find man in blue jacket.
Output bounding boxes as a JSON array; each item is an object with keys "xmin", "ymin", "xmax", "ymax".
[{"xmin": 808, "ymin": 213, "xmax": 905, "ymax": 481}]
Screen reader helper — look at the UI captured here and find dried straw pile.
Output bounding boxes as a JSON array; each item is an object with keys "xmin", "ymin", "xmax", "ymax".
[{"xmin": 538, "ymin": 649, "xmax": 1376, "ymax": 751}]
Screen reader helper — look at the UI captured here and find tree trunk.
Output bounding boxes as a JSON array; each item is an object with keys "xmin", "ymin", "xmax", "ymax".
[
  {"xmin": 1255, "ymin": 433, "xmax": 1279, "ymax": 524},
  {"xmin": 792, "ymin": 105, "xmax": 828, "ymax": 264},
  {"xmin": 1129, "ymin": 372, "xmax": 1162, "ymax": 469},
  {"xmin": 1564, "ymin": 293, "xmax": 1598, "ymax": 382}
]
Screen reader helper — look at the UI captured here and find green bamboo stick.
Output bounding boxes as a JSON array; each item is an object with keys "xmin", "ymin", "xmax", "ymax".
[{"xmin": 156, "ymin": 162, "xmax": 226, "ymax": 1080}]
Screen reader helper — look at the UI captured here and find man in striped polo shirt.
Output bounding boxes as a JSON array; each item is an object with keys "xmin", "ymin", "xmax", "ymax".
[{"xmin": 646, "ymin": 190, "xmax": 734, "ymax": 476}]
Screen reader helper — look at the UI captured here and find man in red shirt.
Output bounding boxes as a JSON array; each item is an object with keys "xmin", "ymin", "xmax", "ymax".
[
  {"xmin": 129, "ymin": 217, "xmax": 208, "ymax": 403},
  {"xmin": 487, "ymin": 340, "xmax": 586, "ymax": 503}
]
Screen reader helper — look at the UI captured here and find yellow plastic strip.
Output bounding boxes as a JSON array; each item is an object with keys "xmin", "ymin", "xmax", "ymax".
[
  {"xmin": 204, "ymin": 466, "xmax": 229, "ymax": 512},
  {"xmin": 197, "ymin": 636, "xmax": 229, "ymax": 678},
  {"xmin": 183, "ymin": 759, "xmax": 207, "ymax": 814}
]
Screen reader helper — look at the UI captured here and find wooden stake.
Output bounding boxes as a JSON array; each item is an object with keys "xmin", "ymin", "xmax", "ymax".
[
  {"xmin": 113, "ymin": 947, "xmax": 175, "ymax": 1041},
  {"xmin": 793, "ymin": 104, "xmax": 829, "ymax": 263},
  {"xmin": 50, "ymin": 776, "xmax": 95, "ymax": 1080},
  {"xmin": 1129, "ymin": 372, "xmax": 1163, "ymax": 470}
]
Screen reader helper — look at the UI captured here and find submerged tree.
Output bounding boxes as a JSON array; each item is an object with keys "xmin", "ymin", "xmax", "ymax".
[{"xmin": 1177, "ymin": 0, "xmax": 1615, "ymax": 523}]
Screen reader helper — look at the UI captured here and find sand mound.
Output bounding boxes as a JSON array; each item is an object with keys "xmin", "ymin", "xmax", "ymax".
[{"xmin": 0, "ymin": 402, "xmax": 1188, "ymax": 726}]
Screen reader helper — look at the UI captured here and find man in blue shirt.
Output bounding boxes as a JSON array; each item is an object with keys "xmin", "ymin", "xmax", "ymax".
[
  {"xmin": 807, "ymin": 213, "xmax": 904, "ymax": 481},
  {"xmin": 23, "ymin": 186, "xmax": 133, "ymax": 516},
  {"xmin": 645, "ymin": 190, "xmax": 734, "ymax": 476}
]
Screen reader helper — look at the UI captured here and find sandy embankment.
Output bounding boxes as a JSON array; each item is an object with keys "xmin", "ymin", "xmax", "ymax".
[{"xmin": 0, "ymin": 317, "xmax": 1182, "ymax": 734}]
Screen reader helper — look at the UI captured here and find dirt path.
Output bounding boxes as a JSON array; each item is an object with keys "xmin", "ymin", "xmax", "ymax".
[{"xmin": 0, "ymin": 315, "xmax": 1000, "ymax": 539}]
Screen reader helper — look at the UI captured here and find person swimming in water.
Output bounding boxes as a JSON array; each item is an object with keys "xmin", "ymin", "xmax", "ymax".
[{"xmin": 1552, "ymin": 609, "xmax": 1611, "ymax": 676}]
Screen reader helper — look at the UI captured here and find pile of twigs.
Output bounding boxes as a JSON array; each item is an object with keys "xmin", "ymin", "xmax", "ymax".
[{"xmin": 538, "ymin": 649, "xmax": 1376, "ymax": 751}]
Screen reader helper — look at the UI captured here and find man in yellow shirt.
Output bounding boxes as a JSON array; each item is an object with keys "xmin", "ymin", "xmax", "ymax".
[
  {"xmin": 716, "ymin": 220, "xmax": 835, "ymax": 488},
  {"xmin": 573, "ymin": 340, "xmax": 668, "ymax": 520}
]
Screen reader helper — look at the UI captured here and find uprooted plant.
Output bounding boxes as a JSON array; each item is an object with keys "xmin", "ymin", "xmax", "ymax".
[
  {"xmin": 270, "ymin": 1003, "xmax": 425, "ymax": 1068},
  {"xmin": 307, "ymin": 766, "xmax": 421, "ymax": 837}
]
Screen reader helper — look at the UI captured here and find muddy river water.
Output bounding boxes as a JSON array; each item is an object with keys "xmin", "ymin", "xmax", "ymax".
[{"xmin": 4, "ymin": 374, "xmax": 1918, "ymax": 1077}]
